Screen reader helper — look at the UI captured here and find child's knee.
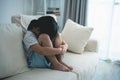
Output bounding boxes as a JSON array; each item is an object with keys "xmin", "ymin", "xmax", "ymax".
[
  {"xmin": 38, "ymin": 34, "xmax": 50, "ymax": 41},
  {"xmin": 38, "ymin": 34, "xmax": 53, "ymax": 47}
]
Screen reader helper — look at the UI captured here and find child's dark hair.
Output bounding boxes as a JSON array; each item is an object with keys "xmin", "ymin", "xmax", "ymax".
[
  {"xmin": 38, "ymin": 16, "xmax": 59, "ymax": 39},
  {"xmin": 27, "ymin": 19, "xmax": 40, "ymax": 31}
]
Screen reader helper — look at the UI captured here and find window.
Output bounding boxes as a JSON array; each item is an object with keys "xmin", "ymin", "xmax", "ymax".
[
  {"xmin": 87, "ymin": 0, "xmax": 120, "ymax": 61},
  {"xmin": 109, "ymin": 0, "xmax": 120, "ymax": 60}
]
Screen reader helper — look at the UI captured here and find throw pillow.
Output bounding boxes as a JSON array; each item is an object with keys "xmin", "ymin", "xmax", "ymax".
[
  {"xmin": 61, "ymin": 19, "xmax": 93, "ymax": 54},
  {"xmin": 20, "ymin": 15, "xmax": 43, "ymax": 30},
  {"xmin": 0, "ymin": 24, "xmax": 29, "ymax": 79}
]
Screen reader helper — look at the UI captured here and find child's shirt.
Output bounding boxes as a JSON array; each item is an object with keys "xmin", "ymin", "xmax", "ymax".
[
  {"xmin": 23, "ymin": 31, "xmax": 38, "ymax": 58},
  {"xmin": 23, "ymin": 31, "xmax": 51, "ymax": 68}
]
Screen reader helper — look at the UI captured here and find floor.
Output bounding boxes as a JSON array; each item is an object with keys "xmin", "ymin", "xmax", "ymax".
[{"xmin": 92, "ymin": 60, "xmax": 120, "ymax": 80}]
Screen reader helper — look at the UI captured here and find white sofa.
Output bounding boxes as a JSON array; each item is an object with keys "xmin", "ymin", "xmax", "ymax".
[{"xmin": 0, "ymin": 15, "xmax": 99, "ymax": 80}]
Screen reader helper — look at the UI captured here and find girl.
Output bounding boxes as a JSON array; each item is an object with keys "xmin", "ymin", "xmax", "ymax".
[{"xmin": 23, "ymin": 16, "xmax": 73, "ymax": 71}]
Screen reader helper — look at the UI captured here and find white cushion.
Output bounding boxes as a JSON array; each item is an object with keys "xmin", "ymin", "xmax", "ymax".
[
  {"xmin": 61, "ymin": 19, "xmax": 93, "ymax": 54},
  {"xmin": 4, "ymin": 69, "xmax": 77, "ymax": 80},
  {"xmin": 0, "ymin": 24, "xmax": 29, "ymax": 79},
  {"xmin": 20, "ymin": 15, "xmax": 43, "ymax": 30},
  {"xmin": 84, "ymin": 39, "xmax": 98, "ymax": 52},
  {"xmin": 11, "ymin": 15, "xmax": 57, "ymax": 33}
]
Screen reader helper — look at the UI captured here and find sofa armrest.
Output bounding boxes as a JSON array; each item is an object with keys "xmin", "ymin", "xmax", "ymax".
[{"xmin": 84, "ymin": 39, "xmax": 98, "ymax": 52}]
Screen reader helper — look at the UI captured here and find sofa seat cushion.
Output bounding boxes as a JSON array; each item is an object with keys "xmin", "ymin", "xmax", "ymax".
[
  {"xmin": 4, "ymin": 69, "xmax": 77, "ymax": 80},
  {"xmin": 63, "ymin": 52, "xmax": 99, "ymax": 80}
]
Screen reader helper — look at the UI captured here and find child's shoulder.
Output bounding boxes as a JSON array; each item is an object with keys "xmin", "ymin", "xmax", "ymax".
[
  {"xmin": 25, "ymin": 31, "xmax": 34, "ymax": 36},
  {"xmin": 24, "ymin": 31, "xmax": 36, "ymax": 39}
]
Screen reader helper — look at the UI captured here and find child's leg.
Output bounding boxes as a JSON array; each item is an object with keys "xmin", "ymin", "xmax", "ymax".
[
  {"xmin": 54, "ymin": 35, "xmax": 63, "ymax": 61},
  {"xmin": 54, "ymin": 35, "xmax": 73, "ymax": 70},
  {"xmin": 38, "ymin": 34, "xmax": 70, "ymax": 71}
]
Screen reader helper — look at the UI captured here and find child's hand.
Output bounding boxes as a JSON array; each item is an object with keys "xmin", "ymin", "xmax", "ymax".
[
  {"xmin": 59, "ymin": 45, "xmax": 67, "ymax": 54},
  {"xmin": 57, "ymin": 47, "xmax": 64, "ymax": 55}
]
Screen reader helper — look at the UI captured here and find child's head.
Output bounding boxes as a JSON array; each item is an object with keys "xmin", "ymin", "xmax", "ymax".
[
  {"xmin": 27, "ymin": 19, "xmax": 40, "ymax": 36},
  {"xmin": 27, "ymin": 19, "xmax": 40, "ymax": 30},
  {"xmin": 38, "ymin": 16, "xmax": 59, "ymax": 39}
]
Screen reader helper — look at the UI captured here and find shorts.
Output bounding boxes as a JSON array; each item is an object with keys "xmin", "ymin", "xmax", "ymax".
[{"xmin": 28, "ymin": 52, "xmax": 51, "ymax": 68}]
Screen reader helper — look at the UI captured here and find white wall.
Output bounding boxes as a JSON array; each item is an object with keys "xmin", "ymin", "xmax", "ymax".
[
  {"xmin": 0, "ymin": 0, "xmax": 23, "ymax": 23},
  {"xmin": 0, "ymin": 0, "xmax": 32, "ymax": 24}
]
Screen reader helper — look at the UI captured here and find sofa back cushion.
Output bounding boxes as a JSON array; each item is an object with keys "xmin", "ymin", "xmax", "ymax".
[
  {"xmin": 0, "ymin": 24, "xmax": 29, "ymax": 79},
  {"xmin": 11, "ymin": 15, "xmax": 57, "ymax": 33}
]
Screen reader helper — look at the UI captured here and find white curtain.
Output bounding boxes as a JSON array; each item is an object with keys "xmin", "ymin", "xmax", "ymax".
[
  {"xmin": 109, "ymin": 0, "xmax": 120, "ymax": 61},
  {"xmin": 87, "ymin": 0, "xmax": 120, "ymax": 61}
]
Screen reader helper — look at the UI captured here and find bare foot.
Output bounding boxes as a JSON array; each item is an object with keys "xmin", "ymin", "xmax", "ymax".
[
  {"xmin": 59, "ymin": 61, "xmax": 73, "ymax": 71},
  {"xmin": 50, "ymin": 62, "xmax": 70, "ymax": 72}
]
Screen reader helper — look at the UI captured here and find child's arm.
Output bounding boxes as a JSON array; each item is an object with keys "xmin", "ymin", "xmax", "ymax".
[
  {"xmin": 30, "ymin": 44, "xmax": 63, "ymax": 56},
  {"xmin": 30, "ymin": 33, "xmax": 63, "ymax": 56},
  {"xmin": 54, "ymin": 34, "xmax": 68, "ymax": 54}
]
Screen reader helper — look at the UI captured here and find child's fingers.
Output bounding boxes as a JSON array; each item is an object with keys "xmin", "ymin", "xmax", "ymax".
[{"xmin": 57, "ymin": 48, "xmax": 63, "ymax": 55}]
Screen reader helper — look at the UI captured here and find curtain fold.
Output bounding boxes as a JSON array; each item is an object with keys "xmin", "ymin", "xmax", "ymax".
[{"xmin": 63, "ymin": 0, "xmax": 87, "ymax": 27}]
